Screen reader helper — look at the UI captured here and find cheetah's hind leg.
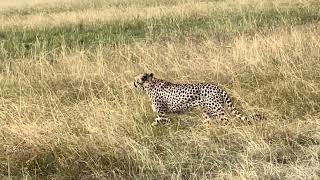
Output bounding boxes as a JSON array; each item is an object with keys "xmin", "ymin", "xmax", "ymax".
[{"xmin": 203, "ymin": 106, "xmax": 229, "ymax": 125}]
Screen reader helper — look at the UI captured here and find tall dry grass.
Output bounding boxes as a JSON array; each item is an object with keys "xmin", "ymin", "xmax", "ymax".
[
  {"xmin": 0, "ymin": 0, "xmax": 319, "ymax": 179},
  {"xmin": 1, "ymin": 25, "xmax": 319, "ymax": 179}
]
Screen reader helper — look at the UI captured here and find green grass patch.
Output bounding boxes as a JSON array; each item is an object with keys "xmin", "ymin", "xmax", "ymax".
[{"xmin": 1, "ymin": 6, "xmax": 320, "ymax": 59}]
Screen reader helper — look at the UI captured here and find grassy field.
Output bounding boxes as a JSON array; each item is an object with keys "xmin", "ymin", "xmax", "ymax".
[{"xmin": 0, "ymin": 0, "xmax": 320, "ymax": 179}]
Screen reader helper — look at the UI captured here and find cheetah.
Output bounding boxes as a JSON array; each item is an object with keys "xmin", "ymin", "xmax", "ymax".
[{"xmin": 134, "ymin": 73, "xmax": 247, "ymax": 126}]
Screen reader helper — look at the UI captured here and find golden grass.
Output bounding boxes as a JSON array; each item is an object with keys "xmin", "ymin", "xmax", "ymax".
[
  {"xmin": 0, "ymin": 0, "xmax": 303, "ymax": 10},
  {"xmin": 1, "ymin": 24, "xmax": 320, "ymax": 178},
  {"xmin": 0, "ymin": 0, "xmax": 319, "ymax": 179},
  {"xmin": 0, "ymin": 0, "xmax": 77, "ymax": 10}
]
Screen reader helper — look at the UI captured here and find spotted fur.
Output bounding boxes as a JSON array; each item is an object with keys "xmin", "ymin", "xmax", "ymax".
[{"xmin": 134, "ymin": 73, "xmax": 247, "ymax": 125}]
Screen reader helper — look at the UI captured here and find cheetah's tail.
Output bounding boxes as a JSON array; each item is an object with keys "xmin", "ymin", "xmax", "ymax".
[{"xmin": 223, "ymin": 92, "xmax": 247, "ymax": 121}]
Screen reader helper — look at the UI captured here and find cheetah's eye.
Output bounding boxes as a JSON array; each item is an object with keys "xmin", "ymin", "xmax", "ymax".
[{"xmin": 141, "ymin": 75, "xmax": 147, "ymax": 81}]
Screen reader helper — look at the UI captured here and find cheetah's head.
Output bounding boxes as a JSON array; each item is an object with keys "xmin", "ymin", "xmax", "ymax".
[{"xmin": 134, "ymin": 73, "xmax": 154, "ymax": 91}]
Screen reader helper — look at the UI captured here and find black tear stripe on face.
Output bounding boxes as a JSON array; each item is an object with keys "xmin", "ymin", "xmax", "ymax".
[{"xmin": 134, "ymin": 82, "xmax": 137, "ymax": 88}]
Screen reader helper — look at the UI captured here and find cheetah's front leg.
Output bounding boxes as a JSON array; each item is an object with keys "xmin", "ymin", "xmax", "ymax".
[
  {"xmin": 151, "ymin": 99, "xmax": 170, "ymax": 126},
  {"xmin": 152, "ymin": 116, "xmax": 170, "ymax": 126}
]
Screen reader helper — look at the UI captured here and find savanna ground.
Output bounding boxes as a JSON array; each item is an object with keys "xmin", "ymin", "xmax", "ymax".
[{"xmin": 0, "ymin": 0, "xmax": 320, "ymax": 179}]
